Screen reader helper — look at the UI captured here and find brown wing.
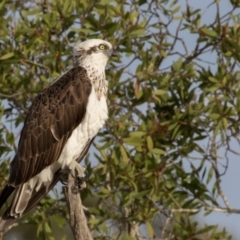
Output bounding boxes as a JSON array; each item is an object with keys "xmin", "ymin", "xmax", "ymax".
[
  {"xmin": 8, "ymin": 66, "xmax": 92, "ymax": 187},
  {"xmin": 0, "ymin": 138, "xmax": 95, "ymax": 231}
]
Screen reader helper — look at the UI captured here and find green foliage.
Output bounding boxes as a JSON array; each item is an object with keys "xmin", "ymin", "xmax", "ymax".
[{"xmin": 0, "ymin": 0, "xmax": 239, "ymax": 239}]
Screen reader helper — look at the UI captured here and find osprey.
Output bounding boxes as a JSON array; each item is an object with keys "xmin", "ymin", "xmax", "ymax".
[{"xmin": 0, "ymin": 39, "xmax": 114, "ymax": 231}]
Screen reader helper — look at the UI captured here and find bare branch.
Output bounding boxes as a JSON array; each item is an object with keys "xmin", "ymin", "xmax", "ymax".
[{"xmin": 63, "ymin": 174, "xmax": 93, "ymax": 240}]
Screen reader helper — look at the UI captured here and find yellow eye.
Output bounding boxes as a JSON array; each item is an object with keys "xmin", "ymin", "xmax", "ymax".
[{"xmin": 99, "ymin": 44, "xmax": 106, "ymax": 50}]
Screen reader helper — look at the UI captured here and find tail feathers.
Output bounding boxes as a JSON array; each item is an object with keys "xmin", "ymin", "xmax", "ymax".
[
  {"xmin": 0, "ymin": 185, "xmax": 15, "ymax": 210},
  {"xmin": 0, "ymin": 212, "xmax": 16, "ymax": 233},
  {"xmin": 0, "ymin": 169, "xmax": 61, "ymax": 232}
]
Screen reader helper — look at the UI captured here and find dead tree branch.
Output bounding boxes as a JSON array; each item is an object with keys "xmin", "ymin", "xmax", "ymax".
[{"xmin": 63, "ymin": 174, "xmax": 93, "ymax": 240}]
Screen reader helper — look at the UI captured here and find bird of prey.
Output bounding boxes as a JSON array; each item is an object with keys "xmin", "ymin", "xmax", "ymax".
[{"xmin": 0, "ymin": 39, "xmax": 115, "ymax": 231}]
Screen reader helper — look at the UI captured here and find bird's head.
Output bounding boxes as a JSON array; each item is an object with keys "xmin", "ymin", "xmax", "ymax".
[{"xmin": 73, "ymin": 39, "xmax": 115, "ymax": 68}]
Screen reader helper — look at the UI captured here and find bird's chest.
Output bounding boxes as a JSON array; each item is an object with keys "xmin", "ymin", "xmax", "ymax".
[
  {"xmin": 75, "ymin": 89, "xmax": 108, "ymax": 140},
  {"xmin": 58, "ymin": 89, "xmax": 108, "ymax": 166}
]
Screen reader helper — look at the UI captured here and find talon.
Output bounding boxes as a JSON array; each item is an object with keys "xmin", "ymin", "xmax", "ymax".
[
  {"xmin": 60, "ymin": 174, "xmax": 68, "ymax": 185},
  {"xmin": 80, "ymin": 169, "xmax": 88, "ymax": 182},
  {"xmin": 73, "ymin": 182, "xmax": 87, "ymax": 191},
  {"xmin": 75, "ymin": 170, "xmax": 88, "ymax": 190},
  {"xmin": 67, "ymin": 162, "xmax": 88, "ymax": 190}
]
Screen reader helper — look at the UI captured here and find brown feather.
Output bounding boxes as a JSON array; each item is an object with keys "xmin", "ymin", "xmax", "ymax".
[{"xmin": 8, "ymin": 66, "xmax": 92, "ymax": 187}]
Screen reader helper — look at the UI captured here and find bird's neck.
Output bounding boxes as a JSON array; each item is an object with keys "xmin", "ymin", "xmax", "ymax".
[{"xmin": 79, "ymin": 57, "xmax": 108, "ymax": 99}]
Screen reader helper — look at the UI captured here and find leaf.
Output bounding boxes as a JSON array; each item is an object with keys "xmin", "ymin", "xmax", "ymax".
[
  {"xmin": 98, "ymin": 187, "xmax": 110, "ymax": 197},
  {"xmin": 172, "ymin": 58, "xmax": 182, "ymax": 71},
  {"xmin": 150, "ymin": 148, "xmax": 165, "ymax": 155},
  {"xmin": 121, "ymin": 195, "xmax": 134, "ymax": 206},
  {"xmin": 146, "ymin": 135, "xmax": 153, "ymax": 151},
  {"xmin": 53, "ymin": 215, "xmax": 65, "ymax": 228},
  {"xmin": 129, "ymin": 29, "xmax": 144, "ymax": 37},
  {"xmin": 206, "ymin": 167, "xmax": 214, "ymax": 184},
  {"xmin": 200, "ymin": 27, "xmax": 218, "ymax": 37},
  {"xmin": 153, "ymin": 89, "xmax": 166, "ymax": 96},
  {"xmin": 130, "ymin": 190, "xmax": 149, "ymax": 199},
  {"xmin": 120, "ymin": 145, "xmax": 128, "ymax": 162},
  {"xmin": 63, "ymin": 0, "xmax": 71, "ymax": 12},
  {"xmin": 99, "ymin": 0, "xmax": 112, "ymax": 4},
  {"xmin": 123, "ymin": 137, "xmax": 142, "ymax": 147},
  {"xmin": 6, "ymin": 132, "xmax": 14, "ymax": 145},
  {"xmin": 129, "ymin": 131, "xmax": 146, "ymax": 137},
  {"xmin": 139, "ymin": 0, "xmax": 146, "ymax": 5},
  {"xmin": 222, "ymin": 117, "xmax": 228, "ymax": 129},
  {"xmin": 196, "ymin": 225, "xmax": 216, "ymax": 235},
  {"xmin": 0, "ymin": 52, "xmax": 14, "ymax": 60},
  {"xmin": 208, "ymin": 77, "xmax": 218, "ymax": 83},
  {"xmin": 44, "ymin": 222, "xmax": 52, "ymax": 233},
  {"xmin": 146, "ymin": 221, "xmax": 154, "ymax": 237},
  {"xmin": 172, "ymin": 6, "xmax": 181, "ymax": 14},
  {"xmin": 210, "ymin": 113, "xmax": 220, "ymax": 120},
  {"xmin": 0, "ymin": 145, "xmax": 11, "ymax": 153}
]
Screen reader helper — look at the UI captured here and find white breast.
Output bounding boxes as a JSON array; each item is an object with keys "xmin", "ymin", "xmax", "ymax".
[
  {"xmin": 59, "ymin": 88, "xmax": 108, "ymax": 167},
  {"xmin": 29, "ymin": 88, "xmax": 108, "ymax": 190}
]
